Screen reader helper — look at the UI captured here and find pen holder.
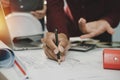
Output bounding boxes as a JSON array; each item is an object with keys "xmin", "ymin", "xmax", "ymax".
[{"xmin": 103, "ymin": 49, "xmax": 120, "ymax": 70}]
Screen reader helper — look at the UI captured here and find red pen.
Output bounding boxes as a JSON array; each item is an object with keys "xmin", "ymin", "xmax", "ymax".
[{"xmin": 14, "ymin": 60, "xmax": 29, "ymax": 79}]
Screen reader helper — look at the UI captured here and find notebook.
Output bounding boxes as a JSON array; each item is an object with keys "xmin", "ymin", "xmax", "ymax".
[{"xmin": 0, "ymin": 3, "xmax": 44, "ymax": 50}]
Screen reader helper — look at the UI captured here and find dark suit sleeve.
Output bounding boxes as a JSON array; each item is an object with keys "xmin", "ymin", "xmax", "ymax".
[
  {"xmin": 101, "ymin": 0, "xmax": 120, "ymax": 28},
  {"xmin": 46, "ymin": 0, "xmax": 69, "ymax": 37}
]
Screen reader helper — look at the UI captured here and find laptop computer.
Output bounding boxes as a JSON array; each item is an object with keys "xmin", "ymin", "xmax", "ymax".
[{"xmin": 0, "ymin": 2, "xmax": 44, "ymax": 50}]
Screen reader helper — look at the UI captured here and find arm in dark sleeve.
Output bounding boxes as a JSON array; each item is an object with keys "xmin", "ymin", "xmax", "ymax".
[
  {"xmin": 46, "ymin": 0, "xmax": 69, "ymax": 37},
  {"xmin": 101, "ymin": 0, "xmax": 120, "ymax": 28}
]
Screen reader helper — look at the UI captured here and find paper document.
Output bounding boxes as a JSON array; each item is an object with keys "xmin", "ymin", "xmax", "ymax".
[{"xmin": 14, "ymin": 49, "xmax": 120, "ymax": 80}]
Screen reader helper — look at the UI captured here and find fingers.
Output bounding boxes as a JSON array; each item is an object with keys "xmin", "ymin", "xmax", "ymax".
[
  {"xmin": 80, "ymin": 32, "xmax": 96, "ymax": 39},
  {"xmin": 98, "ymin": 20, "xmax": 115, "ymax": 35},
  {"xmin": 58, "ymin": 40, "xmax": 70, "ymax": 53},
  {"xmin": 30, "ymin": 10, "xmax": 45, "ymax": 19},
  {"xmin": 31, "ymin": 6, "xmax": 46, "ymax": 19},
  {"xmin": 58, "ymin": 33, "xmax": 69, "ymax": 49},
  {"xmin": 36, "ymin": 10, "xmax": 46, "ymax": 19},
  {"xmin": 80, "ymin": 25, "xmax": 105, "ymax": 39},
  {"xmin": 80, "ymin": 26, "xmax": 114, "ymax": 39},
  {"xmin": 42, "ymin": 32, "xmax": 69, "ymax": 62},
  {"xmin": 79, "ymin": 19, "xmax": 115, "ymax": 39},
  {"xmin": 43, "ymin": 44, "xmax": 57, "ymax": 60},
  {"xmin": 42, "ymin": 32, "xmax": 60, "ymax": 61},
  {"xmin": 78, "ymin": 18, "xmax": 87, "ymax": 33},
  {"xmin": 42, "ymin": 32, "xmax": 57, "ymax": 53},
  {"xmin": 43, "ymin": 44, "xmax": 66, "ymax": 62},
  {"xmin": 106, "ymin": 25, "xmax": 114, "ymax": 35}
]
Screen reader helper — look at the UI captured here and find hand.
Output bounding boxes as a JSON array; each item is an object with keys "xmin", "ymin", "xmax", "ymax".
[
  {"xmin": 1, "ymin": 0, "xmax": 10, "ymax": 7},
  {"xmin": 78, "ymin": 18, "xmax": 114, "ymax": 39},
  {"xmin": 30, "ymin": 5, "xmax": 47, "ymax": 19},
  {"xmin": 42, "ymin": 32, "xmax": 70, "ymax": 62}
]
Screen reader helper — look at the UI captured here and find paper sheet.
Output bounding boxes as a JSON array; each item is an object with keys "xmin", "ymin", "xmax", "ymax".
[
  {"xmin": 15, "ymin": 49, "xmax": 120, "ymax": 80},
  {"xmin": 70, "ymin": 37, "xmax": 91, "ymax": 42}
]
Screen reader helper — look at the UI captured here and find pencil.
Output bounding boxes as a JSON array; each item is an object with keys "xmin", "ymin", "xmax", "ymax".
[{"xmin": 54, "ymin": 28, "xmax": 61, "ymax": 65}]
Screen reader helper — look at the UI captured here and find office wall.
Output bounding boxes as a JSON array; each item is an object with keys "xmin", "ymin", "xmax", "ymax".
[{"xmin": 112, "ymin": 23, "xmax": 120, "ymax": 42}]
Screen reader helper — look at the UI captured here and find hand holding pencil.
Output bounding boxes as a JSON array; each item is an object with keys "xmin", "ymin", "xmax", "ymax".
[{"xmin": 42, "ymin": 29, "xmax": 70, "ymax": 63}]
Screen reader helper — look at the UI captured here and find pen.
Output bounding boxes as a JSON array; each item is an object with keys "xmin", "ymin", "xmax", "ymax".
[
  {"xmin": 54, "ymin": 28, "xmax": 61, "ymax": 65},
  {"xmin": 14, "ymin": 60, "xmax": 29, "ymax": 79}
]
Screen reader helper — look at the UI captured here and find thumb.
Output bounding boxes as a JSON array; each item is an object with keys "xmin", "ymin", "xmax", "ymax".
[
  {"xmin": 106, "ymin": 26, "xmax": 114, "ymax": 35},
  {"xmin": 78, "ymin": 18, "xmax": 87, "ymax": 33}
]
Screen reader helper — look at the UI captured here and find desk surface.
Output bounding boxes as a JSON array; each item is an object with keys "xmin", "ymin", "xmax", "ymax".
[{"xmin": 0, "ymin": 41, "xmax": 120, "ymax": 80}]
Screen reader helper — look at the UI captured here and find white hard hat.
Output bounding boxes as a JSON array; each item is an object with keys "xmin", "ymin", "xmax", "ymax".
[{"xmin": 6, "ymin": 12, "xmax": 43, "ymax": 40}]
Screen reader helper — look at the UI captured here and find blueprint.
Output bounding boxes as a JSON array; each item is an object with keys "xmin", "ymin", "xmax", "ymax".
[{"xmin": 15, "ymin": 49, "xmax": 120, "ymax": 80}]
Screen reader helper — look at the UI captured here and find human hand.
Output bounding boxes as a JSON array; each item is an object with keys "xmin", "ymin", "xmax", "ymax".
[
  {"xmin": 42, "ymin": 32, "xmax": 70, "ymax": 62},
  {"xmin": 1, "ymin": 0, "xmax": 10, "ymax": 7},
  {"xmin": 30, "ymin": 5, "xmax": 47, "ymax": 19},
  {"xmin": 78, "ymin": 18, "xmax": 114, "ymax": 39}
]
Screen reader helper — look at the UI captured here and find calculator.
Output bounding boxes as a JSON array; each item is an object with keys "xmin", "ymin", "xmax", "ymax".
[{"xmin": 69, "ymin": 41, "xmax": 96, "ymax": 52}]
